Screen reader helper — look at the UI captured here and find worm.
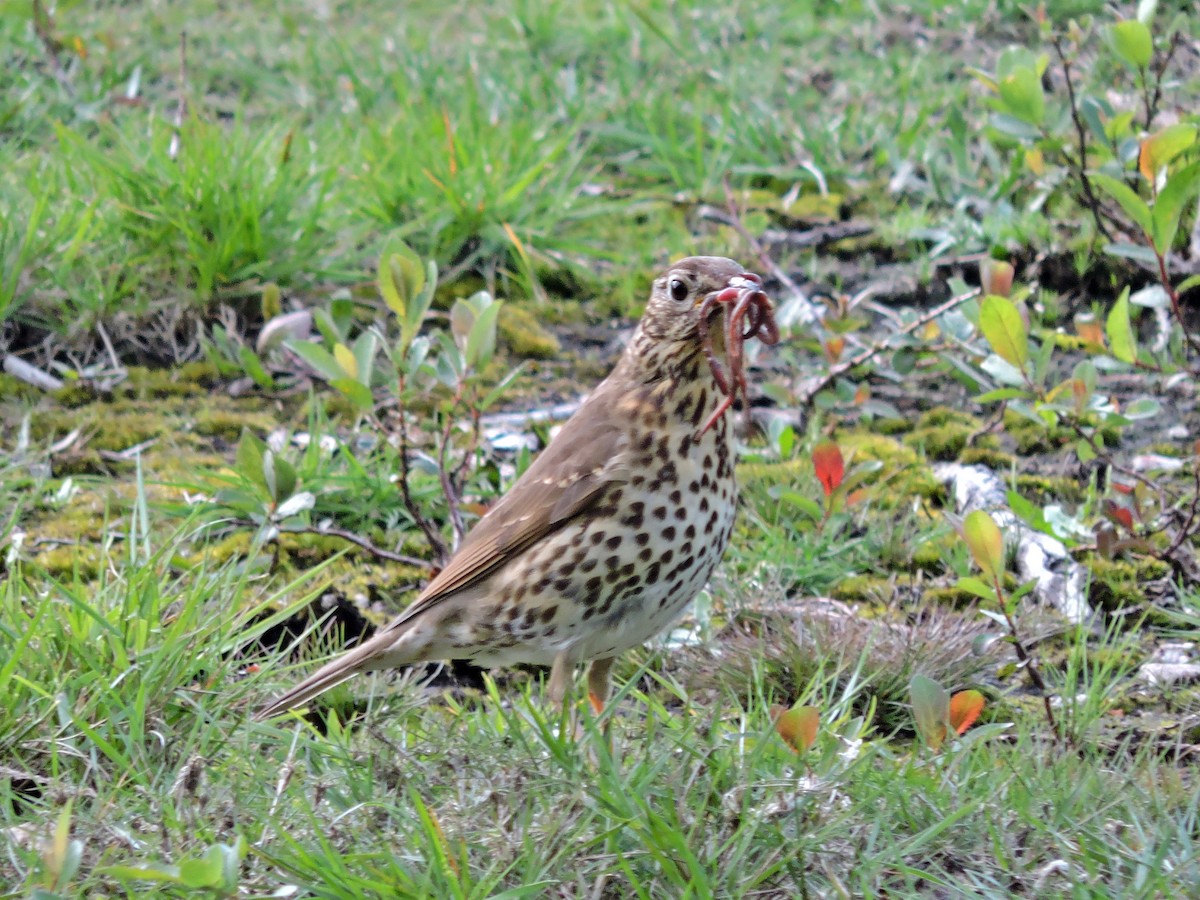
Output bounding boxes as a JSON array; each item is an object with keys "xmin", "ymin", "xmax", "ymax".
[{"xmin": 697, "ymin": 276, "xmax": 779, "ymax": 435}]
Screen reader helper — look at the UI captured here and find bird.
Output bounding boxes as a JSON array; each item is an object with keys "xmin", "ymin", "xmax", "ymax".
[{"xmin": 258, "ymin": 256, "xmax": 775, "ymax": 720}]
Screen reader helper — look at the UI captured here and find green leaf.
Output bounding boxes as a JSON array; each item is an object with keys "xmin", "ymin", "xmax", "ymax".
[
  {"xmin": 179, "ymin": 855, "xmax": 223, "ymax": 889},
  {"xmin": 975, "ymin": 387, "xmax": 1030, "ymax": 404},
  {"xmin": 263, "ymin": 452, "xmax": 296, "ymax": 504},
  {"xmin": 1106, "ymin": 287, "xmax": 1138, "ymax": 364},
  {"xmin": 331, "ymin": 377, "xmax": 375, "ymax": 412},
  {"xmin": 1079, "ymin": 97, "xmax": 1111, "ymax": 147},
  {"xmin": 1139, "ymin": 124, "xmax": 1197, "ymax": 181},
  {"xmin": 403, "ymin": 260, "xmax": 438, "ymax": 344},
  {"xmin": 285, "ymin": 339, "xmax": 346, "ymax": 383},
  {"xmin": 771, "ymin": 488, "xmax": 823, "ymax": 522},
  {"xmin": 378, "ymin": 242, "xmax": 425, "ymax": 318},
  {"xmin": 979, "ymin": 295, "xmax": 1029, "ymax": 369},
  {"xmin": 466, "ymin": 298, "xmax": 503, "ymax": 368},
  {"xmin": 333, "ymin": 342, "xmax": 358, "ymax": 379},
  {"xmin": 1089, "ymin": 173, "xmax": 1153, "ymax": 239},
  {"xmin": 1107, "ymin": 20, "xmax": 1153, "ymax": 69},
  {"xmin": 235, "ymin": 429, "xmax": 269, "ymax": 492},
  {"xmin": 956, "ymin": 576, "xmax": 998, "ymax": 603},
  {"xmin": 1124, "ymin": 397, "xmax": 1161, "ymax": 419},
  {"xmin": 1152, "ymin": 160, "xmax": 1200, "ymax": 254},
  {"xmin": 998, "ymin": 67, "xmax": 1044, "ymax": 126},
  {"xmin": 963, "ymin": 509, "xmax": 1004, "ymax": 579},
  {"xmin": 352, "ymin": 330, "xmax": 379, "ymax": 387},
  {"xmin": 1102, "ymin": 242, "xmax": 1159, "ymax": 265},
  {"xmin": 909, "ymin": 675, "xmax": 950, "ymax": 751},
  {"xmin": 238, "ymin": 346, "xmax": 275, "ymax": 391}
]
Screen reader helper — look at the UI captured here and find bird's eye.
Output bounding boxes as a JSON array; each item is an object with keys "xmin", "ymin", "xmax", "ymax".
[{"xmin": 669, "ymin": 278, "xmax": 689, "ymax": 303}]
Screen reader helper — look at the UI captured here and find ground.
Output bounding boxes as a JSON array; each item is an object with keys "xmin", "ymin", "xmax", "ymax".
[{"xmin": 3, "ymin": 0, "xmax": 1200, "ymax": 897}]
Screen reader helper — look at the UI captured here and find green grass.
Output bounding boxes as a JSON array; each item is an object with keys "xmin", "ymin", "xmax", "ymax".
[
  {"xmin": 2, "ymin": 0, "xmax": 1137, "ymax": 347},
  {"xmin": 4, "ymin": 0, "xmax": 1200, "ymax": 895},
  {"xmin": 3, "ymin": 507, "xmax": 1199, "ymax": 895}
]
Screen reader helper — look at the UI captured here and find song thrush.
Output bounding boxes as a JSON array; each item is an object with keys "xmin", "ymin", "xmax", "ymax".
[{"xmin": 259, "ymin": 256, "xmax": 777, "ymax": 719}]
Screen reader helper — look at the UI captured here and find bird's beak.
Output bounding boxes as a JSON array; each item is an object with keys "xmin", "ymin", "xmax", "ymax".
[{"xmin": 698, "ymin": 273, "xmax": 763, "ymax": 317}]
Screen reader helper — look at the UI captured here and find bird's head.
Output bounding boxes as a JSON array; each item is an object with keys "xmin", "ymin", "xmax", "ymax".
[{"xmin": 639, "ymin": 256, "xmax": 765, "ymax": 347}]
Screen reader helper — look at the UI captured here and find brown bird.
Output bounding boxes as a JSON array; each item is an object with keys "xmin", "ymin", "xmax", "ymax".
[{"xmin": 258, "ymin": 256, "xmax": 777, "ymax": 720}]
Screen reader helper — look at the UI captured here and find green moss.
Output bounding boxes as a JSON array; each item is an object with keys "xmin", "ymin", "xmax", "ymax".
[
  {"xmin": 32, "ymin": 544, "xmax": 104, "ymax": 580},
  {"xmin": 830, "ymin": 574, "xmax": 892, "ymax": 604},
  {"xmin": 905, "ymin": 422, "xmax": 971, "ymax": 461},
  {"xmin": 53, "ymin": 381, "xmax": 98, "ymax": 408},
  {"xmin": 192, "ymin": 407, "xmax": 276, "ymax": 441},
  {"xmin": 1013, "ymin": 473, "xmax": 1086, "ymax": 504},
  {"xmin": 498, "ymin": 305, "xmax": 561, "ymax": 359},
  {"xmin": 915, "ymin": 407, "xmax": 980, "ymax": 430},
  {"xmin": 923, "ymin": 584, "xmax": 982, "ymax": 608},
  {"xmin": 1087, "ymin": 556, "xmax": 1171, "ymax": 611},
  {"xmin": 872, "ymin": 417, "xmax": 911, "ymax": 436},
  {"xmin": 1002, "ymin": 409, "xmax": 1121, "ymax": 455},
  {"xmin": 957, "ymin": 447, "xmax": 1014, "ymax": 469},
  {"xmin": 902, "ymin": 408, "xmax": 995, "ymax": 463},
  {"xmin": 0, "ymin": 373, "xmax": 42, "ymax": 402}
]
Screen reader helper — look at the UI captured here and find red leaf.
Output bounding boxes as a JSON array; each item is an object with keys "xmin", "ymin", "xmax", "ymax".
[
  {"xmin": 1104, "ymin": 500, "xmax": 1135, "ymax": 532},
  {"xmin": 949, "ymin": 690, "xmax": 985, "ymax": 735},
  {"xmin": 812, "ymin": 442, "xmax": 844, "ymax": 497}
]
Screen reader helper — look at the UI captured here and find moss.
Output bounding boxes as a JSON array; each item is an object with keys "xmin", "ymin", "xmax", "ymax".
[
  {"xmin": 923, "ymin": 584, "xmax": 983, "ymax": 609},
  {"xmin": 0, "ymin": 373, "xmax": 42, "ymax": 402},
  {"xmin": 1002, "ymin": 408, "xmax": 1121, "ymax": 455},
  {"xmin": 905, "ymin": 422, "xmax": 971, "ymax": 461},
  {"xmin": 192, "ymin": 407, "xmax": 276, "ymax": 441},
  {"xmin": 959, "ymin": 447, "xmax": 1017, "ymax": 469},
  {"xmin": 53, "ymin": 381, "xmax": 98, "ymax": 408},
  {"xmin": 1013, "ymin": 473, "xmax": 1086, "ymax": 504},
  {"xmin": 498, "ymin": 305, "xmax": 561, "ymax": 359},
  {"xmin": 835, "ymin": 432, "xmax": 942, "ymax": 502},
  {"xmin": 1087, "ymin": 556, "xmax": 1171, "ymax": 611},
  {"xmin": 123, "ymin": 365, "xmax": 209, "ymax": 398},
  {"xmin": 32, "ymin": 544, "xmax": 104, "ymax": 580},
  {"xmin": 915, "ymin": 407, "xmax": 981, "ymax": 430},
  {"xmin": 903, "ymin": 408, "xmax": 995, "ymax": 463},
  {"xmin": 87, "ymin": 412, "xmax": 176, "ymax": 452},
  {"xmin": 830, "ymin": 574, "xmax": 893, "ymax": 604},
  {"xmin": 871, "ymin": 417, "xmax": 911, "ymax": 436}
]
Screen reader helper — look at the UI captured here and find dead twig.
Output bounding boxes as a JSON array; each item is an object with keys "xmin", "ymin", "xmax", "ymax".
[
  {"xmin": 1050, "ymin": 33, "xmax": 1111, "ymax": 242},
  {"xmin": 801, "ymin": 287, "xmax": 981, "ymax": 403}
]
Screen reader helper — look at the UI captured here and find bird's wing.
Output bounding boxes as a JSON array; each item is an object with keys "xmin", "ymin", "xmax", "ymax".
[{"xmin": 382, "ymin": 389, "xmax": 631, "ymax": 633}]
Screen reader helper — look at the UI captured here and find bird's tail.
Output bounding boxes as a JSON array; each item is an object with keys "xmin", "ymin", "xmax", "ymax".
[{"xmin": 255, "ymin": 624, "xmax": 410, "ymax": 720}]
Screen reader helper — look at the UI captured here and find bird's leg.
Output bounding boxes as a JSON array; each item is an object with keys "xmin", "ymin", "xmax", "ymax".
[
  {"xmin": 547, "ymin": 649, "xmax": 576, "ymax": 709},
  {"xmin": 586, "ymin": 657, "xmax": 615, "ymax": 716}
]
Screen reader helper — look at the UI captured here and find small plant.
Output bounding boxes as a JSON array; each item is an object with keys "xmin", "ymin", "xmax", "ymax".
[{"xmin": 194, "ymin": 242, "xmax": 522, "ymax": 569}]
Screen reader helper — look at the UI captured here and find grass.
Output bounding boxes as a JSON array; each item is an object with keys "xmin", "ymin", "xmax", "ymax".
[
  {"xmin": 2, "ymin": 0, "xmax": 1127, "ymax": 346},
  {"xmin": 3, "ymin": 509, "xmax": 1199, "ymax": 896},
  {"xmin": 4, "ymin": 0, "xmax": 1200, "ymax": 895}
]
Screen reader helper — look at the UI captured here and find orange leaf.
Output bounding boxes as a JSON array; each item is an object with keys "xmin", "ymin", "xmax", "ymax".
[
  {"xmin": 823, "ymin": 336, "xmax": 845, "ymax": 363},
  {"xmin": 773, "ymin": 705, "xmax": 820, "ymax": 752},
  {"xmin": 949, "ymin": 690, "xmax": 985, "ymax": 735},
  {"xmin": 980, "ymin": 258, "xmax": 1014, "ymax": 298},
  {"xmin": 853, "ymin": 382, "xmax": 870, "ymax": 405},
  {"xmin": 1074, "ymin": 313, "xmax": 1105, "ymax": 347},
  {"xmin": 812, "ymin": 442, "xmax": 844, "ymax": 497}
]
